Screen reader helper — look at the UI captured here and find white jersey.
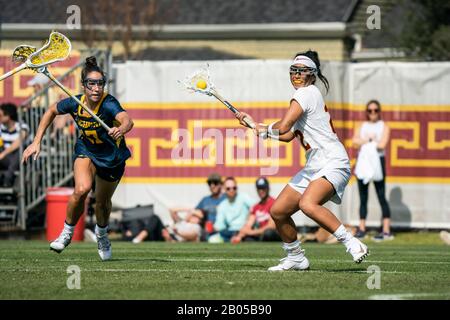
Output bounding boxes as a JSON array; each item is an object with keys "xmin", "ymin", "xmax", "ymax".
[
  {"xmin": 291, "ymin": 85, "xmax": 350, "ymax": 170},
  {"xmin": 359, "ymin": 120, "xmax": 385, "ymax": 156}
]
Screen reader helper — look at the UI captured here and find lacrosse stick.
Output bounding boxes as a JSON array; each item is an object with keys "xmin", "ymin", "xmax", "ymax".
[
  {"xmin": 179, "ymin": 65, "xmax": 256, "ymax": 129},
  {"xmin": 10, "ymin": 35, "xmax": 111, "ymax": 132},
  {"xmin": 39, "ymin": 67, "xmax": 111, "ymax": 131},
  {"xmin": 0, "ymin": 31, "xmax": 71, "ymax": 81}
]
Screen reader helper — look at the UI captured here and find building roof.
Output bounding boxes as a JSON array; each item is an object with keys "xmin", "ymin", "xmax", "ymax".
[
  {"xmin": 0, "ymin": 0, "xmax": 358, "ymax": 25},
  {"xmin": 121, "ymin": 46, "xmax": 253, "ymax": 61}
]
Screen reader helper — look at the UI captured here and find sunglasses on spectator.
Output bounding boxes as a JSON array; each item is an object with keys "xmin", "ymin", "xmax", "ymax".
[
  {"xmin": 207, "ymin": 181, "xmax": 221, "ymax": 186},
  {"xmin": 226, "ymin": 186, "xmax": 237, "ymax": 191},
  {"xmin": 367, "ymin": 109, "xmax": 380, "ymax": 114},
  {"xmin": 83, "ymin": 78, "xmax": 106, "ymax": 90}
]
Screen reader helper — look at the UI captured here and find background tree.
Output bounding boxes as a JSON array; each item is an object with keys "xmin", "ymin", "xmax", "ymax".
[
  {"xmin": 78, "ymin": 0, "xmax": 177, "ymax": 61},
  {"xmin": 399, "ymin": 0, "xmax": 450, "ymax": 61}
]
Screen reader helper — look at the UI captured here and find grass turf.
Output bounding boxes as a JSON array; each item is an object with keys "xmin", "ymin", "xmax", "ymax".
[{"xmin": 0, "ymin": 232, "xmax": 449, "ymax": 300}]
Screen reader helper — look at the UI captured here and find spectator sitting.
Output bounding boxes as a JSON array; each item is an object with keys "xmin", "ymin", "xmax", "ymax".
[
  {"xmin": 0, "ymin": 103, "xmax": 29, "ymax": 187},
  {"xmin": 167, "ymin": 207, "xmax": 203, "ymax": 242},
  {"xmin": 300, "ymin": 225, "xmax": 356, "ymax": 244},
  {"xmin": 211, "ymin": 176, "xmax": 255, "ymax": 243},
  {"xmin": 121, "ymin": 214, "xmax": 173, "ymax": 243},
  {"xmin": 231, "ymin": 177, "xmax": 280, "ymax": 243},
  {"xmin": 196, "ymin": 173, "xmax": 226, "ymax": 239},
  {"xmin": 168, "ymin": 173, "xmax": 225, "ymax": 241}
]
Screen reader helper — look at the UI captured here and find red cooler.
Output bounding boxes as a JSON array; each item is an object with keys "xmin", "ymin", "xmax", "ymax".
[{"xmin": 46, "ymin": 187, "xmax": 85, "ymax": 241}]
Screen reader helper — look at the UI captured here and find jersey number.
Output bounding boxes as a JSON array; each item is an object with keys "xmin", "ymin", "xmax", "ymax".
[{"xmin": 84, "ymin": 130, "xmax": 103, "ymax": 144}]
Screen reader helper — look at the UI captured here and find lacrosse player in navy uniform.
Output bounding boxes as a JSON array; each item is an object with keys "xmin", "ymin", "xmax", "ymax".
[{"xmin": 22, "ymin": 56, "xmax": 134, "ymax": 261}]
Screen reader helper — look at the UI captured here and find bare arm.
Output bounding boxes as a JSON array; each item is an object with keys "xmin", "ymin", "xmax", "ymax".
[
  {"xmin": 248, "ymin": 218, "xmax": 277, "ymax": 236},
  {"xmin": 0, "ymin": 129, "xmax": 27, "ymax": 158},
  {"xmin": 235, "ymin": 100, "xmax": 301, "ymax": 141},
  {"xmin": 109, "ymin": 111, "xmax": 134, "ymax": 140},
  {"xmin": 278, "ymin": 130, "xmax": 295, "ymax": 142},
  {"xmin": 237, "ymin": 214, "xmax": 256, "ymax": 238},
  {"xmin": 271, "ymin": 99, "xmax": 303, "ymax": 135},
  {"xmin": 352, "ymin": 123, "xmax": 369, "ymax": 148},
  {"xmin": 22, "ymin": 103, "xmax": 58, "ymax": 163},
  {"xmin": 377, "ymin": 124, "xmax": 390, "ymax": 150}
]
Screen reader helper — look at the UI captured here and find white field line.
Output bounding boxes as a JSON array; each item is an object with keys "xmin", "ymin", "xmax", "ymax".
[
  {"xmin": 57, "ymin": 258, "xmax": 450, "ymax": 265},
  {"xmin": 369, "ymin": 293, "xmax": 450, "ymax": 300},
  {"xmin": 0, "ymin": 257, "xmax": 449, "ymax": 265},
  {"xmin": 0, "ymin": 267, "xmax": 406, "ymax": 274}
]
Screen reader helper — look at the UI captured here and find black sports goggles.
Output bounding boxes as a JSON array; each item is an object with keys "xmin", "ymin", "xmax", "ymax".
[
  {"xmin": 289, "ymin": 66, "xmax": 316, "ymax": 75},
  {"xmin": 83, "ymin": 78, "xmax": 106, "ymax": 90}
]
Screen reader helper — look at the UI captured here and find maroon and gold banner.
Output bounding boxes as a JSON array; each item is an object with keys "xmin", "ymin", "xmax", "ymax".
[
  {"xmin": 0, "ymin": 50, "xmax": 81, "ymax": 105},
  {"xmin": 123, "ymin": 101, "xmax": 450, "ymax": 184}
]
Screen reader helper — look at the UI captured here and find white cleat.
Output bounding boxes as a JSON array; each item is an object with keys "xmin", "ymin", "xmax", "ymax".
[
  {"xmin": 346, "ymin": 238, "xmax": 369, "ymax": 264},
  {"xmin": 97, "ymin": 234, "xmax": 112, "ymax": 261},
  {"xmin": 268, "ymin": 252, "xmax": 310, "ymax": 272},
  {"xmin": 50, "ymin": 230, "xmax": 72, "ymax": 253}
]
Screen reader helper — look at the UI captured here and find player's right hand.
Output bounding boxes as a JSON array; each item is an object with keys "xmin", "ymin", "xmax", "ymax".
[
  {"xmin": 255, "ymin": 123, "xmax": 269, "ymax": 139},
  {"xmin": 22, "ymin": 142, "xmax": 41, "ymax": 164}
]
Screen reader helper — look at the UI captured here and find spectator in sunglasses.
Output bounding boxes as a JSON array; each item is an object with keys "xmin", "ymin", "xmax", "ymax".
[
  {"xmin": 352, "ymin": 100, "xmax": 393, "ymax": 241},
  {"xmin": 210, "ymin": 176, "xmax": 256, "ymax": 242}
]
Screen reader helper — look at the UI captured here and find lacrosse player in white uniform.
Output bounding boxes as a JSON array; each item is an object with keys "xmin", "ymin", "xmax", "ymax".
[{"xmin": 237, "ymin": 50, "xmax": 369, "ymax": 271}]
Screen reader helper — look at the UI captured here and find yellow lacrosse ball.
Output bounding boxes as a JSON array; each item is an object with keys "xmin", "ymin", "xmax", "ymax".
[{"xmin": 196, "ymin": 80, "xmax": 207, "ymax": 90}]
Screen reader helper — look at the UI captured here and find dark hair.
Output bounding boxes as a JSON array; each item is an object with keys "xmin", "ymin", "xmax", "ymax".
[
  {"xmin": 366, "ymin": 99, "xmax": 381, "ymax": 111},
  {"xmin": 0, "ymin": 103, "xmax": 18, "ymax": 122},
  {"xmin": 366, "ymin": 99, "xmax": 382, "ymax": 120},
  {"xmin": 294, "ymin": 50, "xmax": 330, "ymax": 93},
  {"xmin": 81, "ymin": 56, "xmax": 106, "ymax": 83}
]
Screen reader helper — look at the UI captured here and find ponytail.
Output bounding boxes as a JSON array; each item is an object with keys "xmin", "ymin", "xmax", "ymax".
[{"xmin": 81, "ymin": 56, "xmax": 106, "ymax": 82}]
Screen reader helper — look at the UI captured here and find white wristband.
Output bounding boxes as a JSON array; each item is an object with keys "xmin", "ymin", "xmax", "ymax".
[{"xmin": 268, "ymin": 122, "xmax": 279, "ymax": 137}]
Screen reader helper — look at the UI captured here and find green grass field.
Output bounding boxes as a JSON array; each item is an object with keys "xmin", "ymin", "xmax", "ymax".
[{"xmin": 0, "ymin": 232, "xmax": 449, "ymax": 300}]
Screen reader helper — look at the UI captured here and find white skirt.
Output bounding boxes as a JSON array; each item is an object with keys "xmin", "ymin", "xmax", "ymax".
[{"xmin": 288, "ymin": 166, "xmax": 351, "ymax": 204}]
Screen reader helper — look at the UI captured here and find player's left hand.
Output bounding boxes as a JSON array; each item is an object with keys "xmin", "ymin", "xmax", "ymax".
[
  {"xmin": 108, "ymin": 127, "xmax": 124, "ymax": 140},
  {"xmin": 235, "ymin": 112, "xmax": 255, "ymax": 128}
]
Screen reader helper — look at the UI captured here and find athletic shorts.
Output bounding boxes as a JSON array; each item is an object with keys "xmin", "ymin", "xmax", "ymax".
[
  {"xmin": 288, "ymin": 166, "xmax": 351, "ymax": 204},
  {"xmin": 76, "ymin": 155, "xmax": 125, "ymax": 182},
  {"xmin": 95, "ymin": 162, "xmax": 126, "ymax": 182}
]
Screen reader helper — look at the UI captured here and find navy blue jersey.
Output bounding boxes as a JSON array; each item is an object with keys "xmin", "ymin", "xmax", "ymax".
[{"xmin": 57, "ymin": 93, "xmax": 131, "ymax": 168}]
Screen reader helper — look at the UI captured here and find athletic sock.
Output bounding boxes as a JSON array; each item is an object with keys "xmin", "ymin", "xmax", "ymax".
[
  {"xmin": 63, "ymin": 221, "xmax": 75, "ymax": 235},
  {"xmin": 95, "ymin": 224, "xmax": 108, "ymax": 237},
  {"xmin": 333, "ymin": 224, "xmax": 353, "ymax": 246},
  {"xmin": 282, "ymin": 240, "xmax": 304, "ymax": 259}
]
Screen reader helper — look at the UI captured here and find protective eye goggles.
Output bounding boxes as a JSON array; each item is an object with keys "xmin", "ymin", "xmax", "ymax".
[
  {"xmin": 289, "ymin": 66, "xmax": 316, "ymax": 75},
  {"xmin": 83, "ymin": 78, "xmax": 106, "ymax": 90}
]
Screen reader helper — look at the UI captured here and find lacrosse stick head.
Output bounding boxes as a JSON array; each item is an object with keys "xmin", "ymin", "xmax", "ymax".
[
  {"xmin": 27, "ymin": 31, "xmax": 71, "ymax": 68},
  {"xmin": 12, "ymin": 45, "xmax": 37, "ymax": 64},
  {"xmin": 178, "ymin": 65, "xmax": 216, "ymax": 96}
]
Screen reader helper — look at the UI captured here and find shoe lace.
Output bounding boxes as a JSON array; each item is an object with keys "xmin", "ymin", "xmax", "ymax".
[
  {"xmin": 57, "ymin": 231, "xmax": 72, "ymax": 243},
  {"xmin": 97, "ymin": 235, "xmax": 110, "ymax": 251}
]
